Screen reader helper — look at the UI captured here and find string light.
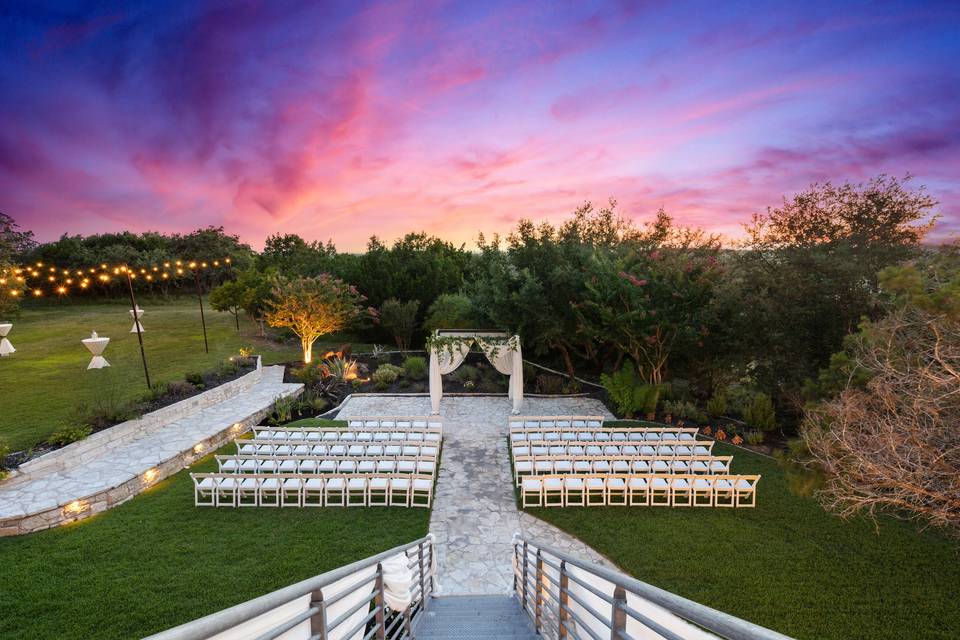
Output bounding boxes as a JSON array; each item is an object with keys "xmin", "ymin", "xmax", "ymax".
[{"xmin": 0, "ymin": 256, "xmax": 233, "ymax": 298}]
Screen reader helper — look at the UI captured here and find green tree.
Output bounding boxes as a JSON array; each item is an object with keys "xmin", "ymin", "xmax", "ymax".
[
  {"xmin": 0, "ymin": 213, "xmax": 34, "ymax": 316},
  {"xmin": 423, "ymin": 293, "xmax": 476, "ymax": 332},
  {"xmin": 379, "ymin": 298, "xmax": 420, "ymax": 350},
  {"xmin": 266, "ymin": 274, "xmax": 366, "ymax": 362},
  {"xmin": 209, "ymin": 280, "xmax": 245, "ymax": 331},
  {"xmin": 729, "ymin": 175, "xmax": 936, "ymax": 404}
]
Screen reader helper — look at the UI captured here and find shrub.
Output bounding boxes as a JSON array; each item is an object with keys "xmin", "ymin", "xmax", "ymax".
[
  {"xmin": 744, "ymin": 392, "xmax": 777, "ymax": 432},
  {"xmin": 48, "ymin": 424, "xmax": 93, "ymax": 446},
  {"xmin": 292, "ymin": 362, "xmax": 326, "ymax": 387},
  {"xmin": 75, "ymin": 391, "xmax": 139, "ymax": 430},
  {"xmin": 662, "ymin": 400, "xmax": 706, "ymax": 423},
  {"xmin": 706, "ymin": 392, "xmax": 727, "ymax": 418},
  {"xmin": 268, "ymin": 395, "xmax": 296, "ymax": 425},
  {"xmin": 453, "ymin": 365, "xmax": 480, "ymax": 383},
  {"xmin": 535, "ymin": 374, "xmax": 565, "ymax": 394},
  {"xmin": 403, "ymin": 356, "xmax": 428, "ymax": 380},
  {"xmin": 0, "ymin": 440, "xmax": 10, "ymax": 474},
  {"xmin": 409, "ymin": 382, "xmax": 427, "ymax": 393},
  {"xmin": 745, "ymin": 431, "xmax": 765, "ymax": 445},
  {"xmin": 724, "ymin": 383, "xmax": 757, "ymax": 416},
  {"xmin": 477, "ymin": 380, "xmax": 502, "ymax": 393},
  {"xmin": 423, "ymin": 293, "xmax": 475, "ymax": 332},
  {"xmin": 299, "ymin": 389, "xmax": 329, "ymax": 413},
  {"xmin": 185, "ymin": 372, "xmax": 205, "ymax": 387},
  {"xmin": 165, "ymin": 381, "xmax": 197, "ymax": 397},
  {"xmin": 600, "ymin": 362, "xmax": 660, "ymax": 418},
  {"xmin": 372, "ymin": 364, "xmax": 402, "ymax": 390},
  {"xmin": 379, "ymin": 298, "xmax": 420, "ymax": 350},
  {"xmin": 216, "ymin": 359, "xmax": 240, "ymax": 378}
]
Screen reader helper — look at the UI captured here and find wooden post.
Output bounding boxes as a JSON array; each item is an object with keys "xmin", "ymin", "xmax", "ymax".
[
  {"xmin": 374, "ymin": 564, "xmax": 386, "ymax": 640},
  {"xmin": 611, "ymin": 585, "xmax": 627, "ymax": 639},
  {"xmin": 559, "ymin": 560, "xmax": 571, "ymax": 639},
  {"xmin": 521, "ymin": 541, "xmax": 529, "ymax": 612},
  {"xmin": 309, "ymin": 589, "xmax": 328, "ymax": 640},
  {"xmin": 193, "ymin": 269, "xmax": 209, "ymax": 353},
  {"xmin": 535, "ymin": 548, "xmax": 544, "ymax": 632},
  {"xmin": 124, "ymin": 270, "xmax": 151, "ymax": 389}
]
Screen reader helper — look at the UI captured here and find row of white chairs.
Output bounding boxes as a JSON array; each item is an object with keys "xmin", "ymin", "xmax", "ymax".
[
  {"xmin": 511, "ymin": 442, "xmax": 713, "ymax": 458},
  {"xmin": 237, "ymin": 441, "xmax": 438, "ymax": 458},
  {"xmin": 513, "ymin": 455, "xmax": 732, "ymax": 483},
  {"xmin": 509, "ymin": 416, "xmax": 605, "ymax": 429},
  {"xmin": 252, "ymin": 427, "xmax": 442, "ymax": 443},
  {"xmin": 217, "ymin": 455, "xmax": 437, "ymax": 475},
  {"xmin": 520, "ymin": 474, "xmax": 760, "ymax": 508},
  {"xmin": 344, "ymin": 416, "xmax": 443, "ymax": 432},
  {"xmin": 191, "ymin": 473, "xmax": 434, "ymax": 508},
  {"xmin": 510, "ymin": 429, "xmax": 699, "ymax": 443}
]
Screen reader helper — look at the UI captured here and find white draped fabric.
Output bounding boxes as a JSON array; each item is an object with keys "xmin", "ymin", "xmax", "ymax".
[
  {"xmin": 429, "ymin": 332, "xmax": 523, "ymax": 414},
  {"xmin": 381, "ymin": 553, "xmax": 414, "ymax": 612}
]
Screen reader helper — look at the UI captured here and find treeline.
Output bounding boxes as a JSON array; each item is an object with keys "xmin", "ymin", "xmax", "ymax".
[{"xmin": 3, "ymin": 175, "xmax": 953, "ymax": 431}]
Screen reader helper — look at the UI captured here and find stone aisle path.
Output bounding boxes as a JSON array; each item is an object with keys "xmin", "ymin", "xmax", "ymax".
[{"xmin": 337, "ymin": 394, "xmax": 617, "ymax": 595}]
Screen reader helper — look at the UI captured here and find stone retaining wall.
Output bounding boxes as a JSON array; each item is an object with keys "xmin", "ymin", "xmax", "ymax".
[
  {"xmin": 12, "ymin": 357, "xmax": 264, "ymax": 481},
  {"xmin": 1, "ymin": 397, "xmax": 279, "ymax": 536}
]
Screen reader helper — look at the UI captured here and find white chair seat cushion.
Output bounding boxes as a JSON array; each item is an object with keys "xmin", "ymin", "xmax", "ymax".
[
  {"xmin": 565, "ymin": 478, "xmax": 584, "ymax": 489},
  {"xmin": 261, "ymin": 478, "xmax": 280, "ymax": 489},
  {"xmin": 348, "ymin": 478, "xmax": 367, "ymax": 489},
  {"xmin": 413, "ymin": 479, "xmax": 432, "ymax": 490},
  {"xmin": 628, "ymin": 478, "xmax": 647, "ymax": 488},
  {"xmin": 199, "ymin": 478, "xmax": 216, "ymax": 489},
  {"xmin": 323, "ymin": 478, "xmax": 343, "ymax": 490},
  {"xmin": 392, "ymin": 478, "xmax": 410, "ymax": 489},
  {"xmin": 369, "ymin": 478, "xmax": 389, "ymax": 489},
  {"xmin": 544, "ymin": 478, "xmax": 563, "ymax": 489},
  {"xmin": 522, "ymin": 479, "xmax": 542, "ymax": 490},
  {"xmin": 586, "ymin": 478, "xmax": 605, "ymax": 489}
]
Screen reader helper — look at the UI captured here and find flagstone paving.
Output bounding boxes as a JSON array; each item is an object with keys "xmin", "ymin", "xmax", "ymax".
[
  {"xmin": 336, "ymin": 394, "xmax": 617, "ymax": 595},
  {"xmin": 0, "ymin": 366, "xmax": 301, "ymax": 532}
]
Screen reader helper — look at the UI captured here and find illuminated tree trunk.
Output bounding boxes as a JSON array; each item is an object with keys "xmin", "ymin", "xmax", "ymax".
[{"xmin": 303, "ymin": 338, "xmax": 314, "ymax": 363}]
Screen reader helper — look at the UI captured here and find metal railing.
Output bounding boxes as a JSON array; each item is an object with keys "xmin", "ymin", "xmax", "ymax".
[
  {"xmin": 145, "ymin": 535, "xmax": 435, "ymax": 640},
  {"xmin": 512, "ymin": 535, "xmax": 794, "ymax": 640}
]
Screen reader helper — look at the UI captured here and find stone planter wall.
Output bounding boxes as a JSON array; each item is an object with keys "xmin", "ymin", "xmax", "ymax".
[
  {"xmin": 13, "ymin": 357, "xmax": 264, "ymax": 481},
  {"xmin": 0, "ymin": 397, "xmax": 280, "ymax": 536}
]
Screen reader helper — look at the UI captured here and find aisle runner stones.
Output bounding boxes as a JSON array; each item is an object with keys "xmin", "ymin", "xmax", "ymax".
[
  {"xmin": 337, "ymin": 395, "xmax": 616, "ymax": 595},
  {"xmin": 0, "ymin": 366, "xmax": 302, "ymax": 535}
]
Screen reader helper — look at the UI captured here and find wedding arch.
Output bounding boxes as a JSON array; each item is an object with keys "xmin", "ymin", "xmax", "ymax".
[{"xmin": 427, "ymin": 330, "xmax": 523, "ymax": 414}]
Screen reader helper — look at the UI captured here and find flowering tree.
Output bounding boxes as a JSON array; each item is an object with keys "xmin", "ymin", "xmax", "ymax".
[
  {"xmin": 266, "ymin": 274, "xmax": 366, "ymax": 362},
  {"xmin": 576, "ymin": 213, "xmax": 722, "ymax": 384}
]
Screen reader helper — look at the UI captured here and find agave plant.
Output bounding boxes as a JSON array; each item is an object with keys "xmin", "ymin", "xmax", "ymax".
[{"xmin": 321, "ymin": 356, "xmax": 360, "ymax": 382}]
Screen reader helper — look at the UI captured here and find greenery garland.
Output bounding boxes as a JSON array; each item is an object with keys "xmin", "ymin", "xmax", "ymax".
[{"xmin": 426, "ymin": 330, "xmax": 519, "ymax": 361}]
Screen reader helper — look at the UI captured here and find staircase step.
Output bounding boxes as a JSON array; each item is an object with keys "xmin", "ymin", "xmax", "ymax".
[{"xmin": 415, "ymin": 595, "xmax": 539, "ymax": 639}]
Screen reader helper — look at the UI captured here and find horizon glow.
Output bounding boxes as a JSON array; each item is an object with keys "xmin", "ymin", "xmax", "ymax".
[{"xmin": 2, "ymin": 1, "xmax": 959, "ymax": 250}]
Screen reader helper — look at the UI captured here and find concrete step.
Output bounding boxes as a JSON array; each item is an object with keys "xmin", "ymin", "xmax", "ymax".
[{"xmin": 415, "ymin": 595, "xmax": 539, "ymax": 639}]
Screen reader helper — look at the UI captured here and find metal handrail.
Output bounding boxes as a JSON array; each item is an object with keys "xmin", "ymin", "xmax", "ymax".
[
  {"xmin": 513, "ymin": 534, "xmax": 795, "ymax": 640},
  {"xmin": 145, "ymin": 535, "xmax": 434, "ymax": 640}
]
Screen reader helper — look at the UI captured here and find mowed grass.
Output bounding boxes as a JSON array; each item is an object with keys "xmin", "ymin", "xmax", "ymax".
[
  {"xmin": 526, "ymin": 442, "xmax": 960, "ymax": 640},
  {"xmin": 0, "ymin": 444, "xmax": 431, "ymax": 640},
  {"xmin": 0, "ymin": 298, "xmax": 305, "ymax": 450}
]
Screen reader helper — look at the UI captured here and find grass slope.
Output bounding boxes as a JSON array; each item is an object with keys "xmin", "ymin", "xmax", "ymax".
[
  {"xmin": 1, "ymin": 299, "xmax": 308, "ymax": 450},
  {"xmin": 0, "ymin": 444, "xmax": 430, "ymax": 640},
  {"xmin": 525, "ymin": 442, "xmax": 960, "ymax": 640}
]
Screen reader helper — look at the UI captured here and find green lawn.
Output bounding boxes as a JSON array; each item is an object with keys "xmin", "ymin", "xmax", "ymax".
[
  {"xmin": 0, "ymin": 443, "xmax": 431, "ymax": 640},
  {"xmin": 525, "ymin": 442, "xmax": 960, "ymax": 640},
  {"xmin": 0, "ymin": 298, "xmax": 365, "ymax": 451}
]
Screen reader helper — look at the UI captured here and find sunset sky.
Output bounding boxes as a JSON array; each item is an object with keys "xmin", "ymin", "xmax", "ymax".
[{"xmin": 2, "ymin": 1, "xmax": 959, "ymax": 250}]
